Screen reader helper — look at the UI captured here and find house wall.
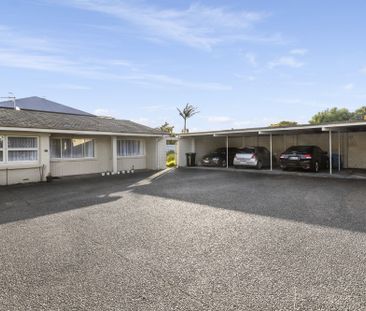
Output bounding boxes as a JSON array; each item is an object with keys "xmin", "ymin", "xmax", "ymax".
[
  {"xmin": 117, "ymin": 137, "xmax": 166, "ymax": 171},
  {"xmin": 177, "ymin": 137, "xmax": 195, "ymax": 167},
  {"xmin": 50, "ymin": 135, "xmax": 111, "ymax": 177},
  {"xmin": 348, "ymin": 132, "xmax": 366, "ymax": 168},
  {"xmin": 117, "ymin": 136, "xmax": 146, "ymax": 171},
  {"xmin": 51, "ymin": 135, "xmax": 166, "ymax": 177},
  {"xmin": 0, "ymin": 131, "xmax": 165, "ymax": 185},
  {"xmin": 51, "ymin": 135, "xmax": 165, "ymax": 177},
  {"xmin": 0, "ymin": 131, "xmax": 50, "ymax": 185}
]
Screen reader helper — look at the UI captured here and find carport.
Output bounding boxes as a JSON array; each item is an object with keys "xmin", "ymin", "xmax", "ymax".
[{"xmin": 178, "ymin": 120, "xmax": 366, "ymax": 175}]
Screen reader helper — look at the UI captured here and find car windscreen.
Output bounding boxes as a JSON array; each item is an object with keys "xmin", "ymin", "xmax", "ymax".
[
  {"xmin": 285, "ymin": 146, "xmax": 312, "ymax": 153},
  {"xmin": 237, "ymin": 148, "xmax": 255, "ymax": 154}
]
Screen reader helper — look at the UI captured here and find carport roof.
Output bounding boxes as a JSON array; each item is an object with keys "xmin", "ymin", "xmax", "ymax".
[
  {"xmin": 179, "ymin": 119, "xmax": 366, "ymax": 137},
  {"xmin": 0, "ymin": 108, "xmax": 165, "ymax": 136}
]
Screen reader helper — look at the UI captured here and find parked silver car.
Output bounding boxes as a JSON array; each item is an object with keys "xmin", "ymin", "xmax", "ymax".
[{"xmin": 233, "ymin": 146, "xmax": 271, "ymax": 169}]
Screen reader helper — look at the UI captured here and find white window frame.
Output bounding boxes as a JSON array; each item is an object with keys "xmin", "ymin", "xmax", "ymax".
[
  {"xmin": 50, "ymin": 137, "xmax": 96, "ymax": 161},
  {"xmin": 0, "ymin": 136, "xmax": 4, "ymax": 163},
  {"xmin": 117, "ymin": 139, "xmax": 145, "ymax": 158},
  {"xmin": 1, "ymin": 136, "xmax": 39, "ymax": 165}
]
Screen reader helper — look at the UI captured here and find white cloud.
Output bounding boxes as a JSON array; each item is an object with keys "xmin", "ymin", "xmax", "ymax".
[
  {"xmin": 290, "ymin": 48, "xmax": 308, "ymax": 56},
  {"xmin": 0, "ymin": 24, "xmax": 232, "ymax": 91},
  {"xmin": 234, "ymin": 74, "xmax": 256, "ymax": 81},
  {"xmin": 207, "ymin": 116, "xmax": 234, "ymax": 123},
  {"xmin": 48, "ymin": 83, "xmax": 91, "ymax": 90},
  {"xmin": 62, "ymin": 1, "xmax": 281, "ymax": 49},
  {"xmin": 141, "ymin": 105, "xmax": 175, "ymax": 112},
  {"xmin": 0, "ymin": 25, "xmax": 59, "ymax": 52},
  {"xmin": 244, "ymin": 52, "xmax": 257, "ymax": 66},
  {"xmin": 343, "ymin": 83, "xmax": 354, "ymax": 91},
  {"xmin": 0, "ymin": 48, "xmax": 231, "ymax": 91},
  {"xmin": 272, "ymin": 98, "xmax": 302, "ymax": 104},
  {"xmin": 269, "ymin": 56, "xmax": 304, "ymax": 68}
]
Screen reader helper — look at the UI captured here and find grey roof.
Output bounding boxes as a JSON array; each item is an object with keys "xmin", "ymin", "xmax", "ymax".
[
  {"xmin": 0, "ymin": 96, "xmax": 94, "ymax": 116},
  {"xmin": 0, "ymin": 108, "xmax": 164, "ymax": 136}
]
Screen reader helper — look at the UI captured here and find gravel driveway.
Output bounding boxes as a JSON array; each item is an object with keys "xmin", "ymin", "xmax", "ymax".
[{"xmin": 0, "ymin": 168, "xmax": 365, "ymax": 310}]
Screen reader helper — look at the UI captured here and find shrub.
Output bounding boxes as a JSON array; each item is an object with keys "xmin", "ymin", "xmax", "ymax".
[{"xmin": 166, "ymin": 152, "xmax": 176, "ymax": 167}]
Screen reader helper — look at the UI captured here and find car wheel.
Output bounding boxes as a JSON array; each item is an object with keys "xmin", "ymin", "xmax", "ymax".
[
  {"xmin": 256, "ymin": 160, "xmax": 263, "ymax": 170},
  {"xmin": 313, "ymin": 161, "xmax": 320, "ymax": 173}
]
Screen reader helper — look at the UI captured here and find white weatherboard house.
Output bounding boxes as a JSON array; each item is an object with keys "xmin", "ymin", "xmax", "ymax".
[{"xmin": 0, "ymin": 97, "xmax": 166, "ymax": 185}]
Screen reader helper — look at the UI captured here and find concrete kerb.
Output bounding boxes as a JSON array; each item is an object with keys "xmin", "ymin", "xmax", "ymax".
[{"xmin": 182, "ymin": 166, "xmax": 366, "ymax": 180}]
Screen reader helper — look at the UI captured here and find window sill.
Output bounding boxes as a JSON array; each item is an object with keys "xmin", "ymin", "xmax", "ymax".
[
  {"xmin": 51, "ymin": 158, "xmax": 97, "ymax": 163},
  {"xmin": 0, "ymin": 163, "xmax": 41, "ymax": 170},
  {"xmin": 117, "ymin": 155, "xmax": 146, "ymax": 159}
]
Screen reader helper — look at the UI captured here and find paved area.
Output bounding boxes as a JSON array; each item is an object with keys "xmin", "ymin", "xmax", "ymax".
[
  {"xmin": 1, "ymin": 169, "xmax": 366, "ymax": 310},
  {"xmin": 190, "ymin": 165, "xmax": 366, "ymax": 180}
]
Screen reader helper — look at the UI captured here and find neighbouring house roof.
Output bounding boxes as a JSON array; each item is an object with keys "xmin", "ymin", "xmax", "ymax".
[
  {"xmin": 0, "ymin": 96, "xmax": 94, "ymax": 116},
  {"xmin": 0, "ymin": 108, "xmax": 164, "ymax": 136}
]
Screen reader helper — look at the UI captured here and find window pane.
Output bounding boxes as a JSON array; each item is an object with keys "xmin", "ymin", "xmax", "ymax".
[
  {"xmin": 8, "ymin": 137, "xmax": 37, "ymax": 148},
  {"xmin": 61, "ymin": 139, "xmax": 72, "ymax": 158},
  {"xmin": 117, "ymin": 140, "xmax": 142, "ymax": 156},
  {"xmin": 71, "ymin": 139, "xmax": 84, "ymax": 158},
  {"xmin": 50, "ymin": 139, "xmax": 61, "ymax": 158},
  {"xmin": 0, "ymin": 136, "xmax": 3, "ymax": 149},
  {"xmin": 8, "ymin": 150, "xmax": 38, "ymax": 161},
  {"xmin": 117, "ymin": 140, "xmax": 124, "ymax": 156},
  {"xmin": 84, "ymin": 139, "xmax": 95, "ymax": 158},
  {"xmin": 0, "ymin": 151, "xmax": 3, "ymax": 162}
]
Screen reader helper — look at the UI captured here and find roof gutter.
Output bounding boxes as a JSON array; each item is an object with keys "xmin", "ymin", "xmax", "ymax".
[
  {"xmin": 0, "ymin": 126, "xmax": 164, "ymax": 137},
  {"xmin": 179, "ymin": 121, "xmax": 366, "ymax": 138}
]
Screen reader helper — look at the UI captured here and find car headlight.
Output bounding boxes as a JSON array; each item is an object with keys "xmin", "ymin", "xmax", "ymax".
[{"xmin": 212, "ymin": 157, "xmax": 219, "ymax": 162}]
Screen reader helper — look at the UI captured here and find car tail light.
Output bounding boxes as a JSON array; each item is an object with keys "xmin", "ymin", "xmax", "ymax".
[
  {"xmin": 251, "ymin": 153, "xmax": 257, "ymax": 159},
  {"xmin": 304, "ymin": 154, "xmax": 312, "ymax": 159}
]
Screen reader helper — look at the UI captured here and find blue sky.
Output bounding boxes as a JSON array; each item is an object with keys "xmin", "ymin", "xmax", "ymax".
[{"xmin": 1, "ymin": 0, "xmax": 366, "ymax": 131}]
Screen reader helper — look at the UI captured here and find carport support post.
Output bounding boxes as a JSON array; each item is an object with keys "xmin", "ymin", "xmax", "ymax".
[
  {"xmin": 338, "ymin": 131, "xmax": 341, "ymax": 172},
  {"xmin": 270, "ymin": 133, "xmax": 273, "ymax": 171},
  {"xmin": 329, "ymin": 130, "xmax": 333, "ymax": 175},
  {"xmin": 226, "ymin": 136, "xmax": 229, "ymax": 168},
  {"xmin": 112, "ymin": 136, "xmax": 118, "ymax": 173}
]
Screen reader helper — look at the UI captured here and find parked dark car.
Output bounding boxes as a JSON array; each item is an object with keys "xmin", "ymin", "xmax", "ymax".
[
  {"xmin": 233, "ymin": 146, "xmax": 271, "ymax": 169},
  {"xmin": 279, "ymin": 145, "xmax": 329, "ymax": 172},
  {"xmin": 201, "ymin": 147, "xmax": 239, "ymax": 167}
]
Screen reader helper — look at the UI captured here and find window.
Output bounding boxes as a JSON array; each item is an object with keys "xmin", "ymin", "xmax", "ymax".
[
  {"xmin": 51, "ymin": 138, "xmax": 61, "ymax": 159},
  {"xmin": 50, "ymin": 138, "xmax": 95, "ymax": 159},
  {"xmin": 117, "ymin": 139, "xmax": 144, "ymax": 157},
  {"xmin": 84, "ymin": 139, "xmax": 95, "ymax": 158},
  {"xmin": 7, "ymin": 137, "xmax": 38, "ymax": 162},
  {"xmin": 0, "ymin": 136, "xmax": 3, "ymax": 162}
]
